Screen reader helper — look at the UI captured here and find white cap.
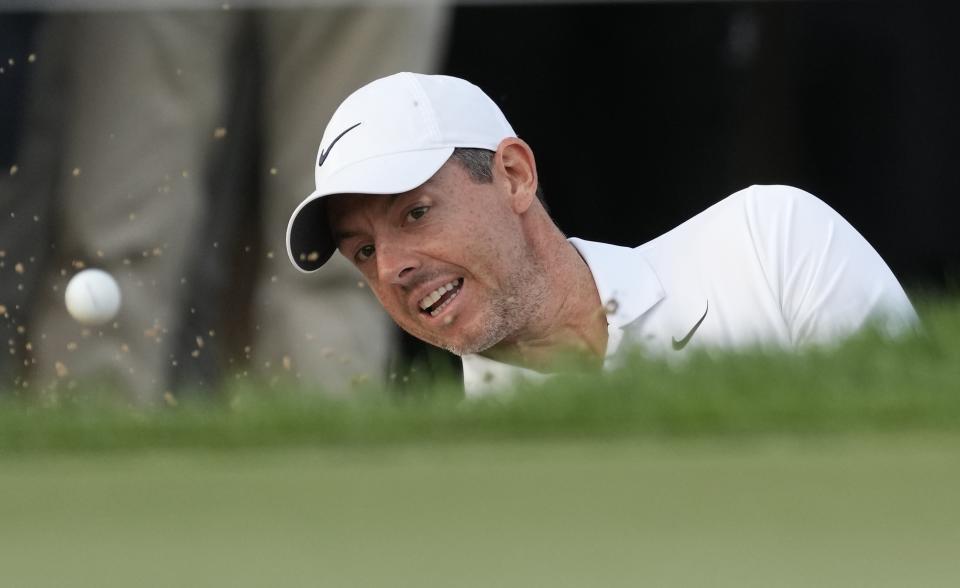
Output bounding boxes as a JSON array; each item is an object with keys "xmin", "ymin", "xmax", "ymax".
[{"xmin": 286, "ymin": 72, "xmax": 517, "ymax": 272}]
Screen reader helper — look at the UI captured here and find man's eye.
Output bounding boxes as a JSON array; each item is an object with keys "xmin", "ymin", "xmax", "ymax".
[
  {"xmin": 356, "ymin": 244, "xmax": 375, "ymax": 262},
  {"xmin": 407, "ymin": 206, "xmax": 429, "ymax": 222}
]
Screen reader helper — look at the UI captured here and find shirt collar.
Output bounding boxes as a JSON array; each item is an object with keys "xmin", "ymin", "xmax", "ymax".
[{"xmin": 568, "ymin": 237, "xmax": 665, "ymax": 329}]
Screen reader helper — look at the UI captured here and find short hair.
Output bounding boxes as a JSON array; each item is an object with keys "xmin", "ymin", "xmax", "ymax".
[{"xmin": 451, "ymin": 148, "xmax": 548, "ymax": 212}]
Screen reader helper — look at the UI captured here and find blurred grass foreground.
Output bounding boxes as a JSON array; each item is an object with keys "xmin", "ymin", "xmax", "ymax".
[{"xmin": 1, "ymin": 296, "xmax": 958, "ymax": 452}]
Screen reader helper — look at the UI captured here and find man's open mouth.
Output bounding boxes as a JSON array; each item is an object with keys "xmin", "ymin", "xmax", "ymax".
[{"xmin": 418, "ymin": 278, "xmax": 464, "ymax": 317}]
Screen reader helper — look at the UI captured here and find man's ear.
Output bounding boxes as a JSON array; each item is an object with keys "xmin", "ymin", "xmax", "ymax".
[{"xmin": 493, "ymin": 138, "xmax": 538, "ymax": 214}]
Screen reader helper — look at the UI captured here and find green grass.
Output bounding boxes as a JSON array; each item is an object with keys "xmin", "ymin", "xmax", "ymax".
[
  {"xmin": 2, "ymin": 439, "xmax": 960, "ymax": 588},
  {"xmin": 1, "ymin": 297, "xmax": 959, "ymax": 586},
  {"xmin": 1, "ymin": 296, "xmax": 958, "ymax": 452}
]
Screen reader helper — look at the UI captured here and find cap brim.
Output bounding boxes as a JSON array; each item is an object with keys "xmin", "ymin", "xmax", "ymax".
[{"xmin": 286, "ymin": 146, "xmax": 454, "ymax": 273}]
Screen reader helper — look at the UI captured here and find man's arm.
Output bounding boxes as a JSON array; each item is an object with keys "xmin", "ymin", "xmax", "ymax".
[{"xmin": 743, "ymin": 185, "xmax": 917, "ymax": 345}]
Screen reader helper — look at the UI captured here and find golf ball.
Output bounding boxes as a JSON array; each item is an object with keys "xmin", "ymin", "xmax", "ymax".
[{"xmin": 65, "ymin": 268, "xmax": 121, "ymax": 326}]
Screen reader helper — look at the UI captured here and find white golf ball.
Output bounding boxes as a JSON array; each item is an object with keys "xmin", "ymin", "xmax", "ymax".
[{"xmin": 65, "ymin": 268, "xmax": 121, "ymax": 326}]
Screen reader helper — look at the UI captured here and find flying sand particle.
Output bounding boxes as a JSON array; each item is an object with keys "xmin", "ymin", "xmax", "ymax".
[{"xmin": 604, "ymin": 299, "xmax": 620, "ymax": 314}]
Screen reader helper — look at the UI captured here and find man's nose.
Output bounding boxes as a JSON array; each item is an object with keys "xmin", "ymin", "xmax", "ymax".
[{"xmin": 376, "ymin": 242, "xmax": 420, "ymax": 286}]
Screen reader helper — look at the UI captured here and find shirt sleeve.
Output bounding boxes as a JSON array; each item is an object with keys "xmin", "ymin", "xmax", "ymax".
[{"xmin": 743, "ymin": 185, "xmax": 918, "ymax": 345}]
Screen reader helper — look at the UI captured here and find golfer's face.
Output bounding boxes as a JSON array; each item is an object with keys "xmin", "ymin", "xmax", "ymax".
[{"xmin": 328, "ymin": 160, "xmax": 526, "ymax": 354}]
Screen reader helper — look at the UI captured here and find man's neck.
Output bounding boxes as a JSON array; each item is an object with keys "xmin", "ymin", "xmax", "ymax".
[{"xmin": 482, "ymin": 236, "xmax": 608, "ymax": 373}]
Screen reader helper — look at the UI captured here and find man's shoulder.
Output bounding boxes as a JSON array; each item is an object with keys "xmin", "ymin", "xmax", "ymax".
[
  {"xmin": 632, "ymin": 183, "xmax": 841, "ymax": 314},
  {"xmin": 736, "ymin": 184, "xmax": 836, "ymax": 221},
  {"xmin": 692, "ymin": 184, "xmax": 828, "ymax": 226},
  {"xmin": 639, "ymin": 184, "xmax": 831, "ymax": 251}
]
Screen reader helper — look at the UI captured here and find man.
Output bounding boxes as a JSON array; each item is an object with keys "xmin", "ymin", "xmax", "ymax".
[{"xmin": 287, "ymin": 73, "xmax": 917, "ymax": 396}]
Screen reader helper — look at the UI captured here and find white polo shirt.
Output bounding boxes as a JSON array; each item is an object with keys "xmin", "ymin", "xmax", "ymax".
[{"xmin": 461, "ymin": 185, "xmax": 917, "ymax": 396}]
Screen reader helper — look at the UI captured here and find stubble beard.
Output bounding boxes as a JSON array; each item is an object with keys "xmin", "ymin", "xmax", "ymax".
[{"xmin": 440, "ymin": 254, "xmax": 548, "ymax": 356}]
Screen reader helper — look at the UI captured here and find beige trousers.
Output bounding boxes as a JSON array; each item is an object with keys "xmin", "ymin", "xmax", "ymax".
[{"xmin": 27, "ymin": 7, "xmax": 449, "ymax": 402}]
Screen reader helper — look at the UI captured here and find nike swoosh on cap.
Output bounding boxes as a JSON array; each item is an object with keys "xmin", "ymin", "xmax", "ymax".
[
  {"xmin": 318, "ymin": 122, "xmax": 362, "ymax": 167},
  {"xmin": 672, "ymin": 300, "xmax": 709, "ymax": 351}
]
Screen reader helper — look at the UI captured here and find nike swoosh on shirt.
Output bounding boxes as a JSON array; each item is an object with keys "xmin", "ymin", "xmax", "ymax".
[
  {"xmin": 317, "ymin": 122, "xmax": 361, "ymax": 167},
  {"xmin": 672, "ymin": 300, "xmax": 709, "ymax": 351}
]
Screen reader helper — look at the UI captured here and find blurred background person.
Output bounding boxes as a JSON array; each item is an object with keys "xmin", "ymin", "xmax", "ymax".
[{"xmin": 4, "ymin": 5, "xmax": 448, "ymax": 402}]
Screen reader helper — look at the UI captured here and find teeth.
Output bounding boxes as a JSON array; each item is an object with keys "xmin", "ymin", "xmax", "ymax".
[
  {"xmin": 430, "ymin": 289, "xmax": 460, "ymax": 317},
  {"xmin": 418, "ymin": 279, "xmax": 461, "ymax": 310}
]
